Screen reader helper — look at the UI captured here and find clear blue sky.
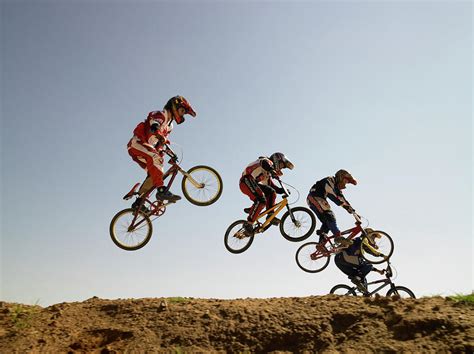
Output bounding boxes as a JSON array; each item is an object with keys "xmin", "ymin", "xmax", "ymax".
[{"xmin": 1, "ymin": 1, "xmax": 472, "ymax": 306}]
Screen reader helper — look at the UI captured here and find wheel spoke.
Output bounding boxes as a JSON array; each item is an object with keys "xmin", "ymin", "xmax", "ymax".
[
  {"xmin": 183, "ymin": 167, "xmax": 222, "ymax": 205},
  {"xmin": 110, "ymin": 209, "xmax": 152, "ymax": 250},
  {"xmin": 224, "ymin": 221, "xmax": 254, "ymax": 254},
  {"xmin": 295, "ymin": 242, "xmax": 330, "ymax": 273}
]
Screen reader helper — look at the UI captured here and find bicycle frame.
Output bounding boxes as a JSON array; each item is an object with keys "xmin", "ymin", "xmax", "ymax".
[
  {"xmin": 349, "ymin": 266, "xmax": 398, "ymax": 296},
  {"xmin": 254, "ymin": 197, "xmax": 289, "ymax": 232},
  {"xmin": 125, "ymin": 145, "xmax": 204, "ymax": 229},
  {"xmin": 252, "ymin": 178, "xmax": 294, "ymax": 233},
  {"xmin": 363, "ymin": 278, "xmax": 392, "ymax": 296},
  {"xmin": 319, "ymin": 221, "xmax": 365, "ymax": 256}
]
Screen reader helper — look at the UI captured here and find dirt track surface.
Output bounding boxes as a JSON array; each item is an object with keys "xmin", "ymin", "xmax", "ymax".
[{"xmin": 0, "ymin": 295, "xmax": 472, "ymax": 353}]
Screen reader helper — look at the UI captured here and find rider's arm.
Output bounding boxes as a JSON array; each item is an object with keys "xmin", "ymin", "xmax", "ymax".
[
  {"xmin": 268, "ymin": 178, "xmax": 285, "ymax": 194},
  {"xmin": 361, "ymin": 240, "xmax": 382, "ymax": 257},
  {"xmin": 327, "ymin": 186, "xmax": 354, "ymax": 212},
  {"xmin": 260, "ymin": 158, "xmax": 273, "ymax": 172}
]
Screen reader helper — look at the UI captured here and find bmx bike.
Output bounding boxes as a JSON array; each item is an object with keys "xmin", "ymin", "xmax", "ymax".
[{"xmin": 110, "ymin": 145, "xmax": 223, "ymax": 251}]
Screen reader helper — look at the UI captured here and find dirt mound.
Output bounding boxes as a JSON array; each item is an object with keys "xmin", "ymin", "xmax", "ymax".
[{"xmin": 0, "ymin": 295, "xmax": 472, "ymax": 352}]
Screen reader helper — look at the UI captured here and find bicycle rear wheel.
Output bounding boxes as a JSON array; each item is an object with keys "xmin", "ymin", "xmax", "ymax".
[
  {"xmin": 280, "ymin": 207, "xmax": 316, "ymax": 242},
  {"xmin": 109, "ymin": 208, "xmax": 153, "ymax": 251},
  {"xmin": 329, "ymin": 284, "xmax": 357, "ymax": 296},
  {"xmin": 224, "ymin": 220, "xmax": 254, "ymax": 254},
  {"xmin": 360, "ymin": 230, "xmax": 394, "ymax": 264},
  {"xmin": 182, "ymin": 165, "xmax": 223, "ymax": 206},
  {"xmin": 295, "ymin": 242, "xmax": 331, "ymax": 273},
  {"xmin": 386, "ymin": 286, "xmax": 416, "ymax": 298}
]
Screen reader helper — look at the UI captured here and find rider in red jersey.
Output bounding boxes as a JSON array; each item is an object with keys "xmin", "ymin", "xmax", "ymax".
[
  {"xmin": 127, "ymin": 96, "xmax": 196, "ymax": 207},
  {"xmin": 240, "ymin": 153, "xmax": 294, "ymax": 235}
]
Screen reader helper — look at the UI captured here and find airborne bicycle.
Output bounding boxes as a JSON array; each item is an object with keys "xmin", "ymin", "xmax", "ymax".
[
  {"xmin": 329, "ymin": 261, "xmax": 415, "ymax": 298},
  {"xmin": 295, "ymin": 213, "xmax": 394, "ymax": 273},
  {"xmin": 224, "ymin": 178, "xmax": 316, "ymax": 254},
  {"xmin": 109, "ymin": 144, "xmax": 223, "ymax": 251}
]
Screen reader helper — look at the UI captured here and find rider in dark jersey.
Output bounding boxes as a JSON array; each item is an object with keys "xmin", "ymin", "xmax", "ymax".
[
  {"xmin": 334, "ymin": 237, "xmax": 384, "ymax": 293},
  {"xmin": 307, "ymin": 169, "xmax": 357, "ymax": 246}
]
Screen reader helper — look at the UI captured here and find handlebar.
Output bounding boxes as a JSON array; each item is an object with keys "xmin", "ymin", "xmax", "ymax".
[
  {"xmin": 352, "ymin": 212, "xmax": 362, "ymax": 224},
  {"xmin": 163, "ymin": 144, "xmax": 179, "ymax": 162},
  {"xmin": 275, "ymin": 176, "xmax": 291, "ymax": 196}
]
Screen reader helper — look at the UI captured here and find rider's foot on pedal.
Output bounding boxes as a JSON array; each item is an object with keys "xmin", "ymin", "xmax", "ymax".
[
  {"xmin": 156, "ymin": 187, "xmax": 181, "ymax": 202},
  {"xmin": 317, "ymin": 230, "xmax": 328, "ymax": 244},
  {"xmin": 316, "ymin": 241, "xmax": 328, "ymax": 252},
  {"xmin": 243, "ymin": 221, "xmax": 254, "ymax": 236},
  {"xmin": 350, "ymin": 275, "xmax": 368, "ymax": 294},
  {"xmin": 131, "ymin": 198, "xmax": 149, "ymax": 213},
  {"xmin": 267, "ymin": 216, "xmax": 280, "ymax": 226},
  {"xmin": 335, "ymin": 236, "xmax": 352, "ymax": 247}
]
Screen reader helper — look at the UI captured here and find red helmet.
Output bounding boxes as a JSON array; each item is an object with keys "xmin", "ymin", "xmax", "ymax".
[{"xmin": 164, "ymin": 95, "xmax": 196, "ymax": 124}]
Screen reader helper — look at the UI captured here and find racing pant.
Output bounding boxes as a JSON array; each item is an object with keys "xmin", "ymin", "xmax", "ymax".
[
  {"xmin": 307, "ymin": 194, "xmax": 341, "ymax": 237},
  {"xmin": 127, "ymin": 137, "xmax": 164, "ymax": 195},
  {"xmin": 334, "ymin": 253, "xmax": 373, "ymax": 279},
  {"xmin": 239, "ymin": 175, "xmax": 276, "ymax": 223}
]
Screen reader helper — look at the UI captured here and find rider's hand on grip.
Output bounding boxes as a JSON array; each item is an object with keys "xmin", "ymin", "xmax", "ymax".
[{"xmin": 343, "ymin": 204, "xmax": 355, "ymax": 214}]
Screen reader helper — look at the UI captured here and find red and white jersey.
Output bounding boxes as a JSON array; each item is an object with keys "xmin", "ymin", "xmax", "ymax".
[
  {"xmin": 242, "ymin": 157, "xmax": 273, "ymax": 185},
  {"xmin": 130, "ymin": 110, "xmax": 173, "ymax": 149}
]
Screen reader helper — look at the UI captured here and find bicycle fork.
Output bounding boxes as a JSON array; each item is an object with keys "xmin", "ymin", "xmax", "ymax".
[
  {"xmin": 285, "ymin": 205, "xmax": 301, "ymax": 227},
  {"xmin": 179, "ymin": 167, "xmax": 204, "ymax": 189}
]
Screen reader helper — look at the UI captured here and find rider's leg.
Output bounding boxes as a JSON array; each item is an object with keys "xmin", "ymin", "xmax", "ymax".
[
  {"xmin": 239, "ymin": 176, "xmax": 266, "ymax": 233},
  {"xmin": 307, "ymin": 195, "xmax": 332, "ymax": 243},
  {"xmin": 323, "ymin": 211, "xmax": 352, "ymax": 246},
  {"xmin": 260, "ymin": 185, "xmax": 279, "ymax": 225},
  {"xmin": 358, "ymin": 263, "xmax": 373, "ymax": 279},
  {"xmin": 128, "ymin": 144, "xmax": 180, "ymax": 201},
  {"xmin": 138, "ymin": 175, "xmax": 154, "ymax": 196}
]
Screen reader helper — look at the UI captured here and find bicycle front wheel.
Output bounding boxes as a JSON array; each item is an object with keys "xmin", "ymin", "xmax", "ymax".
[
  {"xmin": 386, "ymin": 286, "xmax": 416, "ymax": 299},
  {"xmin": 295, "ymin": 242, "xmax": 330, "ymax": 273},
  {"xmin": 329, "ymin": 284, "xmax": 358, "ymax": 296},
  {"xmin": 280, "ymin": 207, "xmax": 316, "ymax": 242},
  {"xmin": 224, "ymin": 220, "xmax": 254, "ymax": 254},
  {"xmin": 182, "ymin": 165, "xmax": 223, "ymax": 206},
  {"xmin": 109, "ymin": 208, "xmax": 153, "ymax": 251},
  {"xmin": 360, "ymin": 230, "xmax": 394, "ymax": 264}
]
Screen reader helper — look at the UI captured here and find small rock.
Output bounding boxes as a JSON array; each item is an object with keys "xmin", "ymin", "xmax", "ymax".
[{"xmin": 158, "ymin": 300, "xmax": 168, "ymax": 311}]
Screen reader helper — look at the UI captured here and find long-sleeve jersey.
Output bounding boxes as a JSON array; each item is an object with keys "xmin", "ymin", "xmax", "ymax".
[
  {"xmin": 309, "ymin": 176, "xmax": 351, "ymax": 209},
  {"xmin": 242, "ymin": 157, "xmax": 274, "ymax": 185},
  {"xmin": 241, "ymin": 157, "xmax": 283, "ymax": 192},
  {"xmin": 341, "ymin": 238, "xmax": 364, "ymax": 265},
  {"xmin": 131, "ymin": 110, "xmax": 173, "ymax": 150}
]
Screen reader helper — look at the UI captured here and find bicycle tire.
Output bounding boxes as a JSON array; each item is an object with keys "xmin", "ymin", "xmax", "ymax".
[
  {"xmin": 386, "ymin": 286, "xmax": 416, "ymax": 299},
  {"xmin": 280, "ymin": 206, "xmax": 316, "ymax": 242},
  {"xmin": 109, "ymin": 208, "xmax": 153, "ymax": 251},
  {"xmin": 295, "ymin": 242, "xmax": 331, "ymax": 273},
  {"xmin": 329, "ymin": 284, "xmax": 358, "ymax": 296},
  {"xmin": 224, "ymin": 220, "xmax": 254, "ymax": 254},
  {"xmin": 181, "ymin": 165, "xmax": 223, "ymax": 206},
  {"xmin": 360, "ymin": 230, "xmax": 394, "ymax": 264}
]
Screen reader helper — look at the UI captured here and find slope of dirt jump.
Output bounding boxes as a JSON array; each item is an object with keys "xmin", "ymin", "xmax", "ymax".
[{"xmin": 0, "ymin": 295, "xmax": 472, "ymax": 352}]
